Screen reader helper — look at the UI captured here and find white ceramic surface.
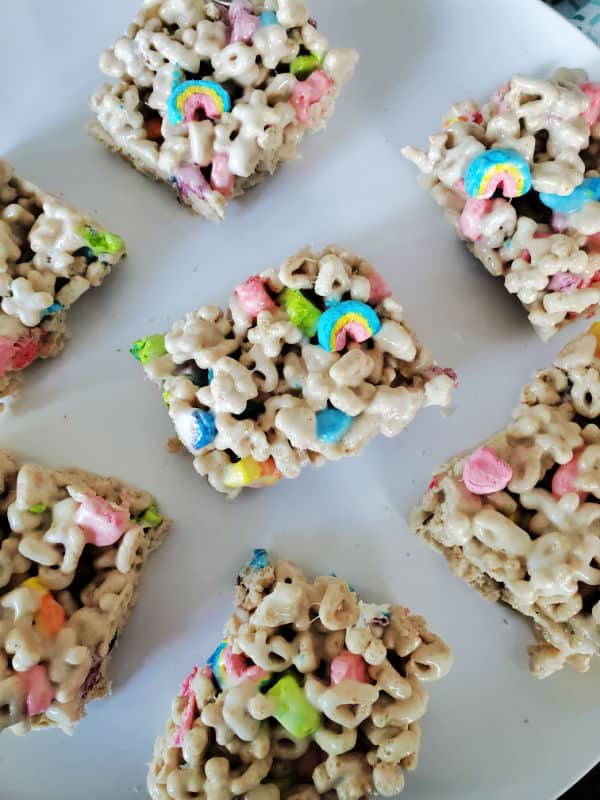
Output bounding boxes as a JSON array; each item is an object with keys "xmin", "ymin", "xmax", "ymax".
[{"xmin": 1, "ymin": 1, "xmax": 599, "ymax": 798}]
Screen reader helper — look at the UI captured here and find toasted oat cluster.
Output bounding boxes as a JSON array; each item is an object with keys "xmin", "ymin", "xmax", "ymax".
[
  {"xmin": 89, "ymin": 0, "xmax": 358, "ymax": 221},
  {"xmin": 411, "ymin": 327, "xmax": 600, "ymax": 678},
  {"xmin": 147, "ymin": 549, "xmax": 452, "ymax": 799},
  {"xmin": 132, "ymin": 245, "xmax": 456, "ymax": 496},
  {"xmin": 0, "ymin": 160, "xmax": 126, "ymax": 400},
  {"xmin": 403, "ymin": 69, "xmax": 600, "ymax": 340},
  {"xmin": 0, "ymin": 450, "xmax": 169, "ymax": 734}
]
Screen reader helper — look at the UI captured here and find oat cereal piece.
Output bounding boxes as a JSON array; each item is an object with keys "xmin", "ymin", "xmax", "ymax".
[
  {"xmin": 147, "ymin": 549, "xmax": 452, "ymax": 799},
  {"xmin": 89, "ymin": 0, "xmax": 358, "ymax": 221},
  {"xmin": 0, "ymin": 450, "xmax": 169, "ymax": 734},
  {"xmin": 0, "ymin": 160, "xmax": 126, "ymax": 400},
  {"xmin": 403, "ymin": 68, "xmax": 600, "ymax": 340},
  {"xmin": 411, "ymin": 326, "xmax": 600, "ymax": 678},
  {"xmin": 131, "ymin": 245, "xmax": 456, "ymax": 496}
]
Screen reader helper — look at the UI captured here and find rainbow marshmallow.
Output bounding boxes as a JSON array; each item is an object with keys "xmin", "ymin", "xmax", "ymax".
[
  {"xmin": 206, "ymin": 641, "xmax": 230, "ymax": 689},
  {"xmin": 317, "ymin": 300, "xmax": 381, "ymax": 352},
  {"xmin": 464, "ymin": 148, "xmax": 532, "ymax": 199},
  {"xmin": 207, "ymin": 640, "xmax": 271, "ymax": 690},
  {"xmin": 223, "ymin": 455, "xmax": 281, "ymax": 489},
  {"xmin": 167, "ymin": 71, "xmax": 231, "ymax": 126}
]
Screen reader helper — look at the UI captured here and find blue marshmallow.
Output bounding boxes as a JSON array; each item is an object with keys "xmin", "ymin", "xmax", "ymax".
[{"xmin": 316, "ymin": 407, "xmax": 354, "ymax": 443}]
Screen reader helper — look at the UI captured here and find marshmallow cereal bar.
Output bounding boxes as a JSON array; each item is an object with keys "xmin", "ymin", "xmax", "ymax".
[
  {"xmin": 147, "ymin": 549, "xmax": 452, "ymax": 799},
  {"xmin": 411, "ymin": 327, "xmax": 600, "ymax": 678},
  {"xmin": 0, "ymin": 450, "xmax": 169, "ymax": 734},
  {"xmin": 131, "ymin": 245, "xmax": 456, "ymax": 496},
  {"xmin": 90, "ymin": 0, "xmax": 358, "ymax": 221},
  {"xmin": 0, "ymin": 160, "xmax": 126, "ymax": 401},
  {"xmin": 403, "ymin": 69, "xmax": 600, "ymax": 340}
]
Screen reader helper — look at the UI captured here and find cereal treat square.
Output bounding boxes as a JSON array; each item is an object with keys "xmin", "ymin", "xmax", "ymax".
[
  {"xmin": 0, "ymin": 450, "xmax": 169, "ymax": 734},
  {"xmin": 411, "ymin": 327, "xmax": 600, "ymax": 679},
  {"xmin": 147, "ymin": 549, "xmax": 452, "ymax": 799},
  {"xmin": 403, "ymin": 68, "xmax": 600, "ymax": 341},
  {"xmin": 0, "ymin": 160, "xmax": 126, "ymax": 400},
  {"xmin": 89, "ymin": 0, "xmax": 358, "ymax": 221},
  {"xmin": 131, "ymin": 245, "xmax": 456, "ymax": 496}
]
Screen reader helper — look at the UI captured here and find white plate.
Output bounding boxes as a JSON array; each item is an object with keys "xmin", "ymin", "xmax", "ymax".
[{"xmin": 1, "ymin": 1, "xmax": 599, "ymax": 798}]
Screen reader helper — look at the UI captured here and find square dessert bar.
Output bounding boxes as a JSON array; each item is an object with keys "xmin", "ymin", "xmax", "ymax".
[
  {"xmin": 403, "ymin": 68, "xmax": 600, "ymax": 340},
  {"xmin": 147, "ymin": 549, "xmax": 452, "ymax": 799},
  {"xmin": 0, "ymin": 450, "xmax": 169, "ymax": 734},
  {"xmin": 131, "ymin": 245, "xmax": 456, "ymax": 496},
  {"xmin": 411, "ymin": 327, "xmax": 600, "ymax": 678},
  {"xmin": 89, "ymin": 0, "xmax": 358, "ymax": 220},
  {"xmin": 0, "ymin": 160, "xmax": 126, "ymax": 400}
]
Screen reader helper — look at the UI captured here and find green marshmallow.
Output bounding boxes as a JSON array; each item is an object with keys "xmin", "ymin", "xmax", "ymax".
[
  {"xmin": 267, "ymin": 674, "xmax": 321, "ymax": 739},
  {"xmin": 278, "ymin": 288, "xmax": 321, "ymax": 338},
  {"xmin": 290, "ymin": 52, "xmax": 322, "ymax": 80},
  {"xmin": 139, "ymin": 503, "xmax": 163, "ymax": 528},
  {"xmin": 28, "ymin": 503, "xmax": 48, "ymax": 514},
  {"xmin": 77, "ymin": 225, "xmax": 125, "ymax": 256},
  {"xmin": 130, "ymin": 334, "xmax": 166, "ymax": 364}
]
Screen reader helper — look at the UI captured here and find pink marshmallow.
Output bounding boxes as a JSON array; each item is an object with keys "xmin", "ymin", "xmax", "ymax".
[
  {"xmin": 547, "ymin": 272, "xmax": 583, "ymax": 293},
  {"xmin": 229, "ymin": 0, "xmax": 252, "ymax": 13},
  {"xmin": 243, "ymin": 665, "xmax": 269, "ymax": 683},
  {"xmin": 229, "ymin": 0, "xmax": 260, "ymax": 42},
  {"xmin": 173, "ymin": 163, "xmax": 210, "ymax": 201},
  {"xmin": 427, "ymin": 475, "xmax": 439, "ymax": 492},
  {"xmin": 423, "ymin": 366, "xmax": 459, "ymax": 387},
  {"xmin": 0, "ymin": 331, "xmax": 40, "ymax": 378},
  {"xmin": 335, "ymin": 321, "xmax": 371, "ymax": 351},
  {"xmin": 210, "ymin": 152, "xmax": 235, "ymax": 198},
  {"xmin": 492, "ymin": 81, "xmax": 511, "ymax": 113},
  {"xmin": 552, "ymin": 452, "xmax": 588, "ymax": 501},
  {"xmin": 183, "ymin": 94, "xmax": 220, "ymax": 123},
  {"xmin": 223, "ymin": 646, "xmax": 269, "ymax": 685},
  {"xmin": 173, "ymin": 666, "xmax": 198, "ymax": 746},
  {"xmin": 20, "ymin": 664, "xmax": 53, "ymax": 716},
  {"xmin": 367, "ymin": 271, "xmax": 392, "ymax": 304},
  {"xmin": 482, "ymin": 172, "xmax": 519, "ymax": 200},
  {"xmin": 581, "ymin": 82, "xmax": 600, "ymax": 127},
  {"xmin": 460, "ymin": 198, "xmax": 494, "ymax": 241},
  {"xmin": 181, "ymin": 666, "xmax": 198, "ymax": 697},
  {"xmin": 0, "ymin": 337, "xmax": 15, "ymax": 379},
  {"xmin": 462, "ymin": 446, "xmax": 512, "ymax": 495},
  {"xmin": 551, "ymin": 213, "xmax": 570, "ymax": 233},
  {"xmin": 12, "ymin": 332, "xmax": 41, "ymax": 370},
  {"xmin": 74, "ymin": 496, "xmax": 130, "ymax": 547},
  {"xmin": 173, "ymin": 696, "xmax": 196, "ymax": 746},
  {"xmin": 291, "ymin": 70, "xmax": 333, "ymax": 126},
  {"xmin": 223, "ymin": 647, "xmax": 249, "ymax": 680},
  {"xmin": 330, "ymin": 651, "xmax": 370, "ymax": 686},
  {"xmin": 235, "ymin": 276, "xmax": 276, "ymax": 318}
]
